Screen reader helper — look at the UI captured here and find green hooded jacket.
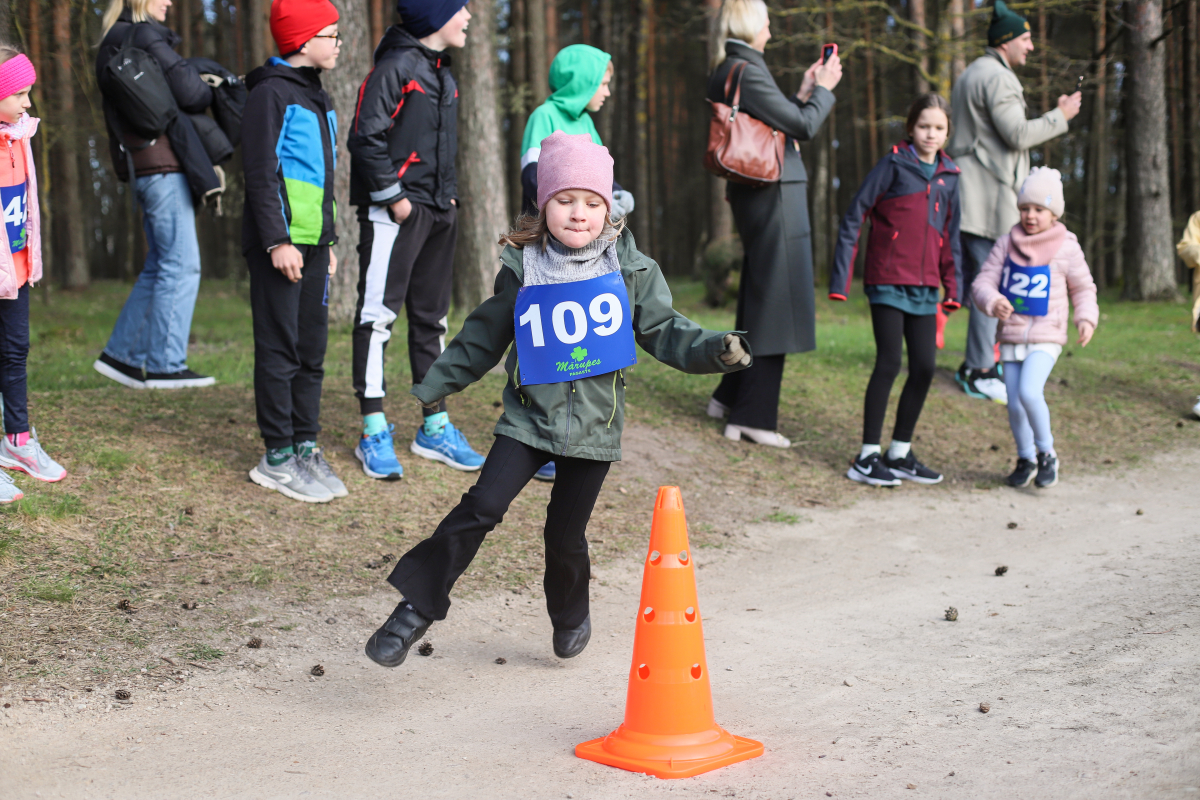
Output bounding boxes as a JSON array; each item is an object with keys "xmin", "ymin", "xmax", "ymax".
[
  {"xmin": 410, "ymin": 230, "xmax": 750, "ymax": 461},
  {"xmin": 520, "ymin": 44, "xmax": 611, "ymax": 167}
]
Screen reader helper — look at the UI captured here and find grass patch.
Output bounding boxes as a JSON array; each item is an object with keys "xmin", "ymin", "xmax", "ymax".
[
  {"xmin": 763, "ymin": 511, "xmax": 801, "ymax": 524},
  {"xmin": 91, "ymin": 448, "xmax": 134, "ymax": 472},
  {"xmin": 24, "ymin": 577, "xmax": 77, "ymax": 603},
  {"xmin": 178, "ymin": 643, "xmax": 225, "ymax": 661},
  {"xmin": 245, "ymin": 565, "xmax": 276, "ymax": 587},
  {"xmin": 2, "ymin": 492, "xmax": 85, "ymax": 520}
]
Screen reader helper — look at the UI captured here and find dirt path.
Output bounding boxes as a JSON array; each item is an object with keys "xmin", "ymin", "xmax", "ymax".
[{"xmin": 3, "ymin": 449, "xmax": 1198, "ymax": 799}]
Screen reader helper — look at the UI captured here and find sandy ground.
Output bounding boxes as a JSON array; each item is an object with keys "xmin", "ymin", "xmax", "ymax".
[{"xmin": 2, "ymin": 448, "xmax": 1198, "ymax": 800}]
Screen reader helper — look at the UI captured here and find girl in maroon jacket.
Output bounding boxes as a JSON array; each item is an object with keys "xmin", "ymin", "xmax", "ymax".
[{"xmin": 830, "ymin": 94, "xmax": 963, "ymax": 487}]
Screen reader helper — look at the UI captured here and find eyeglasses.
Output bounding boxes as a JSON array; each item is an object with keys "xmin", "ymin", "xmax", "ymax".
[{"xmin": 310, "ymin": 33, "xmax": 342, "ymax": 45}]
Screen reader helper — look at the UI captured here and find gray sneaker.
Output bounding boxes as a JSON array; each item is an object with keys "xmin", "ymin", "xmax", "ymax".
[
  {"xmin": 0, "ymin": 428, "xmax": 67, "ymax": 482},
  {"xmin": 0, "ymin": 469, "xmax": 23, "ymax": 504},
  {"xmin": 249, "ymin": 454, "xmax": 334, "ymax": 503},
  {"xmin": 298, "ymin": 445, "xmax": 348, "ymax": 498}
]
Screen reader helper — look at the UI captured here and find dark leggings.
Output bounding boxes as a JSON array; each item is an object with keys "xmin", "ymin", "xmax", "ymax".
[
  {"xmin": 0, "ymin": 284, "xmax": 30, "ymax": 434},
  {"xmin": 387, "ymin": 435, "xmax": 610, "ymax": 630},
  {"xmin": 862, "ymin": 304, "xmax": 937, "ymax": 445}
]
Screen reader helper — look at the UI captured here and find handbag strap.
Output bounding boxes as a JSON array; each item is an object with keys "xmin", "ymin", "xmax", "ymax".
[{"xmin": 723, "ymin": 61, "xmax": 748, "ymax": 111}]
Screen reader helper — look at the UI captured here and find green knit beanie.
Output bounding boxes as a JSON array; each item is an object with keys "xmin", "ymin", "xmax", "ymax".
[{"xmin": 988, "ymin": 0, "xmax": 1031, "ymax": 48}]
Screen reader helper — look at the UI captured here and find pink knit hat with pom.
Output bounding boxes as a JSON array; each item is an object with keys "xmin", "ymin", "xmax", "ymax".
[{"xmin": 536, "ymin": 130, "xmax": 614, "ymax": 212}]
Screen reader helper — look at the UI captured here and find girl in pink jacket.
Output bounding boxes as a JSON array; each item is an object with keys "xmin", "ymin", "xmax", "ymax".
[
  {"xmin": 0, "ymin": 45, "xmax": 66, "ymax": 502},
  {"xmin": 972, "ymin": 167, "xmax": 1098, "ymax": 489}
]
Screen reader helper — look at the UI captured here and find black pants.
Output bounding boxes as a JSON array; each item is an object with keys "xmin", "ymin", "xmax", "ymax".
[
  {"xmin": 0, "ymin": 284, "xmax": 29, "ymax": 434},
  {"xmin": 712, "ymin": 353, "xmax": 786, "ymax": 430},
  {"xmin": 387, "ymin": 435, "xmax": 610, "ymax": 630},
  {"xmin": 352, "ymin": 203, "xmax": 457, "ymax": 416},
  {"xmin": 862, "ymin": 304, "xmax": 937, "ymax": 445},
  {"xmin": 247, "ymin": 245, "xmax": 330, "ymax": 449}
]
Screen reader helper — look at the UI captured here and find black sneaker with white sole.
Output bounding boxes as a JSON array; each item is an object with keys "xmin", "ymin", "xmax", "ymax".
[
  {"xmin": 93, "ymin": 352, "xmax": 145, "ymax": 389},
  {"xmin": 883, "ymin": 451, "xmax": 944, "ymax": 484},
  {"xmin": 144, "ymin": 369, "xmax": 216, "ymax": 389},
  {"xmin": 1035, "ymin": 452, "xmax": 1059, "ymax": 488},
  {"xmin": 846, "ymin": 452, "xmax": 901, "ymax": 487},
  {"xmin": 1006, "ymin": 457, "xmax": 1037, "ymax": 487}
]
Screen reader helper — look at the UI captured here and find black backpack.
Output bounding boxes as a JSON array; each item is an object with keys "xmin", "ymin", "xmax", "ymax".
[
  {"xmin": 99, "ymin": 23, "xmax": 177, "ymax": 139},
  {"xmin": 187, "ymin": 57, "xmax": 247, "ymax": 148}
]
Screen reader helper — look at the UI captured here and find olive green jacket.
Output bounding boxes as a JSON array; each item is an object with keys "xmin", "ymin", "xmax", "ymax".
[{"xmin": 411, "ymin": 229, "xmax": 750, "ymax": 461}]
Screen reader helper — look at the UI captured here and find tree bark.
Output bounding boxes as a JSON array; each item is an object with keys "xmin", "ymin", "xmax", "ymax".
[
  {"xmin": 1185, "ymin": 0, "xmax": 1200, "ymax": 212},
  {"xmin": 546, "ymin": 0, "xmax": 559, "ymax": 64},
  {"xmin": 1038, "ymin": 0, "xmax": 1049, "ymax": 164},
  {"xmin": 1124, "ymin": 0, "xmax": 1179, "ymax": 300},
  {"xmin": 453, "ymin": 0, "xmax": 508, "ymax": 310},
  {"xmin": 950, "ymin": 0, "xmax": 966, "ymax": 83},
  {"xmin": 705, "ymin": 0, "xmax": 732, "ymax": 243},
  {"xmin": 1086, "ymin": 0, "xmax": 1109, "ymax": 286},
  {"xmin": 508, "ymin": 0, "xmax": 529, "ymax": 219},
  {"xmin": 52, "ymin": 0, "xmax": 87, "ymax": 289},
  {"xmin": 527, "ymin": 0, "xmax": 548, "ymax": 105},
  {"xmin": 323, "ymin": 0, "xmax": 371, "ymax": 321},
  {"xmin": 864, "ymin": 14, "xmax": 878, "ymax": 160},
  {"xmin": 370, "ymin": 0, "xmax": 385, "ymax": 49},
  {"xmin": 910, "ymin": 0, "xmax": 929, "ymax": 94},
  {"xmin": 248, "ymin": 0, "xmax": 268, "ymax": 68}
]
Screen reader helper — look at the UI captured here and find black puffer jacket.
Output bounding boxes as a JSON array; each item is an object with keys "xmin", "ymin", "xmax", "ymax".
[
  {"xmin": 347, "ymin": 26, "xmax": 458, "ymax": 210},
  {"xmin": 96, "ymin": 11, "xmax": 220, "ymax": 198}
]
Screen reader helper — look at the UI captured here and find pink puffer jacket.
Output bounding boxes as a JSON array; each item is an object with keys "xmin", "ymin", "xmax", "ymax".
[
  {"xmin": 0, "ymin": 114, "xmax": 42, "ymax": 300},
  {"xmin": 972, "ymin": 222, "xmax": 1099, "ymax": 346}
]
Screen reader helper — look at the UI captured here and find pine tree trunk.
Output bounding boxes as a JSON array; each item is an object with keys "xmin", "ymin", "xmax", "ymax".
[
  {"xmin": 453, "ymin": 0, "xmax": 508, "ymax": 310},
  {"xmin": 546, "ymin": 0, "xmax": 559, "ymax": 63},
  {"xmin": 248, "ymin": 0, "xmax": 268, "ymax": 68},
  {"xmin": 631, "ymin": 0, "xmax": 651, "ymax": 248},
  {"xmin": 527, "ymin": 0, "xmax": 548, "ymax": 105},
  {"xmin": 1186, "ymin": 0, "xmax": 1200, "ymax": 212},
  {"xmin": 1086, "ymin": 0, "xmax": 1110, "ymax": 286},
  {"xmin": 1124, "ymin": 0, "xmax": 1178, "ymax": 299},
  {"xmin": 323, "ymin": 0, "xmax": 371, "ymax": 321},
  {"xmin": 950, "ymin": 0, "xmax": 966, "ymax": 83},
  {"xmin": 864, "ymin": 15, "xmax": 878, "ymax": 159},
  {"xmin": 705, "ymin": 0, "xmax": 732, "ymax": 243},
  {"xmin": 910, "ymin": 0, "xmax": 929, "ymax": 94},
  {"xmin": 508, "ymin": 0, "xmax": 529, "ymax": 219},
  {"xmin": 52, "ymin": 0, "xmax": 87, "ymax": 289}
]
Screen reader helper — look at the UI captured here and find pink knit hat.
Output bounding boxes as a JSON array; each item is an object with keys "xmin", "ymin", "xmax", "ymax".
[
  {"xmin": 536, "ymin": 131, "xmax": 614, "ymax": 212},
  {"xmin": 1018, "ymin": 166, "xmax": 1064, "ymax": 217},
  {"xmin": 0, "ymin": 54, "xmax": 37, "ymax": 101}
]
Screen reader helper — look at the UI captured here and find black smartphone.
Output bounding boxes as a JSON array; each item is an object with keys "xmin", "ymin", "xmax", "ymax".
[
  {"xmin": 1074, "ymin": 75, "xmax": 1085, "ymax": 92},
  {"xmin": 822, "ymin": 43, "xmax": 837, "ymax": 64}
]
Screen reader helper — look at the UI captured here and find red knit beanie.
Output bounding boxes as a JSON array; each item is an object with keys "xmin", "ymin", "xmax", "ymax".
[{"xmin": 270, "ymin": 0, "xmax": 340, "ymax": 56}]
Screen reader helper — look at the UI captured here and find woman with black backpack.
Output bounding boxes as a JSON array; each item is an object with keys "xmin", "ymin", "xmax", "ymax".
[{"xmin": 92, "ymin": 0, "xmax": 219, "ymax": 390}]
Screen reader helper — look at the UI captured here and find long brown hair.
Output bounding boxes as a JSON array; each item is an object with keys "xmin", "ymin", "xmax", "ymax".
[
  {"xmin": 498, "ymin": 209, "xmax": 625, "ymax": 251},
  {"xmin": 904, "ymin": 93, "xmax": 952, "ymax": 139},
  {"xmin": 0, "ymin": 43, "xmax": 22, "ymax": 67}
]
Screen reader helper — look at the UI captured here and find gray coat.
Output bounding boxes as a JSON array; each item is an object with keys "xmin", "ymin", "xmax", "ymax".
[
  {"xmin": 947, "ymin": 49, "xmax": 1068, "ymax": 241},
  {"xmin": 708, "ymin": 40, "xmax": 835, "ymax": 356}
]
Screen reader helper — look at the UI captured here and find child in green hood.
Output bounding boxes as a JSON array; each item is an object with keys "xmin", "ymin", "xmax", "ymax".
[{"xmin": 520, "ymin": 44, "xmax": 635, "ymax": 221}]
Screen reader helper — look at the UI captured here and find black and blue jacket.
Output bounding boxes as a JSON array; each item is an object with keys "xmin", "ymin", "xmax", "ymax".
[{"xmin": 241, "ymin": 58, "xmax": 338, "ymax": 254}]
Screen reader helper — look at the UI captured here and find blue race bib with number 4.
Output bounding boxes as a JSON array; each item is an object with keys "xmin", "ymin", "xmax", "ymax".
[
  {"xmin": 1000, "ymin": 257, "xmax": 1051, "ymax": 317},
  {"xmin": 1, "ymin": 183, "xmax": 27, "ymax": 254},
  {"xmin": 514, "ymin": 271, "xmax": 637, "ymax": 386}
]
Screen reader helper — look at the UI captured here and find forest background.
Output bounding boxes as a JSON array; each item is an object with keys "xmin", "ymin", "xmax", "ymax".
[{"xmin": 0, "ymin": 0, "xmax": 1194, "ymax": 317}]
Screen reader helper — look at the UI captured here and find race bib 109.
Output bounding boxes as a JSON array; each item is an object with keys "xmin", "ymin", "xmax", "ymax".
[
  {"xmin": 1000, "ymin": 258, "xmax": 1050, "ymax": 317},
  {"xmin": 513, "ymin": 271, "xmax": 637, "ymax": 386}
]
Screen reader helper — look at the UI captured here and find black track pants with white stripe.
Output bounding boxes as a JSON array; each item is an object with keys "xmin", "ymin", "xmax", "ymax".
[{"xmin": 352, "ymin": 202, "xmax": 457, "ymax": 416}]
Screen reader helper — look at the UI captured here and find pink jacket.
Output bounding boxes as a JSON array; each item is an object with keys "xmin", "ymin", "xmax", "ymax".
[
  {"xmin": 972, "ymin": 222, "xmax": 1099, "ymax": 346},
  {"xmin": 0, "ymin": 114, "xmax": 42, "ymax": 300}
]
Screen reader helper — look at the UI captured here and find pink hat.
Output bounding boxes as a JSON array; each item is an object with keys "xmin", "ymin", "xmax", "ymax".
[
  {"xmin": 0, "ymin": 54, "xmax": 37, "ymax": 101},
  {"xmin": 536, "ymin": 131, "xmax": 614, "ymax": 212}
]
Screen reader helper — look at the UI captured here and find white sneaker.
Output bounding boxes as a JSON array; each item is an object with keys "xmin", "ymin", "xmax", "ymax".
[
  {"xmin": 705, "ymin": 398, "xmax": 729, "ymax": 419},
  {"xmin": 723, "ymin": 424, "xmax": 791, "ymax": 448},
  {"xmin": 973, "ymin": 377, "xmax": 1008, "ymax": 405},
  {"xmin": 0, "ymin": 470, "xmax": 23, "ymax": 503},
  {"xmin": 1193, "ymin": 395, "xmax": 1200, "ymax": 419},
  {"xmin": 0, "ymin": 429, "xmax": 67, "ymax": 482}
]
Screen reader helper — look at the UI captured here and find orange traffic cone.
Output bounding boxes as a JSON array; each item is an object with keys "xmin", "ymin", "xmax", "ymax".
[{"xmin": 576, "ymin": 486, "xmax": 763, "ymax": 778}]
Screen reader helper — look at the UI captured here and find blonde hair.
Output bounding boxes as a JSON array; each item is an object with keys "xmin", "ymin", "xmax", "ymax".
[
  {"xmin": 499, "ymin": 209, "xmax": 625, "ymax": 251},
  {"xmin": 718, "ymin": 0, "xmax": 769, "ymax": 47},
  {"xmin": 101, "ymin": 0, "xmax": 156, "ymax": 38}
]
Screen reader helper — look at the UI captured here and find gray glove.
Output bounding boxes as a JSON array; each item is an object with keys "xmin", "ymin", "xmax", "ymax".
[
  {"xmin": 610, "ymin": 189, "xmax": 636, "ymax": 222},
  {"xmin": 720, "ymin": 334, "xmax": 751, "ymax": 367}
]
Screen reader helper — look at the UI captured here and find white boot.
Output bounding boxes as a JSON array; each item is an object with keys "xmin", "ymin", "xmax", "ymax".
[
  {"xmin": 724, "ymin": 424, "xmax": 791, "ymax": 448},
  {"xmin": 705, "ymin": 397, "xmax": 729, "ymax": 419}
]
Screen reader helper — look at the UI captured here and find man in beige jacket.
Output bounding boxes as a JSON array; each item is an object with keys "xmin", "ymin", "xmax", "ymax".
[{"xmin": 947, "ymin": 0, "xmax": 1080, "ymax": 404}]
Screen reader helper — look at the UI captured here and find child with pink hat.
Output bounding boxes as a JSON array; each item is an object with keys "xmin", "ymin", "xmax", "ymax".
[{"xmin": 364, "ymin": 131, "xmax": 752, "ymax": 669}]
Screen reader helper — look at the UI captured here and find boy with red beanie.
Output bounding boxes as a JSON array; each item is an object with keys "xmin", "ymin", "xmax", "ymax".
[
  {"xmin": 346, "ymin": 1, "xmax": 483, "ymax": 482},
  {"xmin": 241, "ymin": 0, "xmax": 345, "ymax": 504}
]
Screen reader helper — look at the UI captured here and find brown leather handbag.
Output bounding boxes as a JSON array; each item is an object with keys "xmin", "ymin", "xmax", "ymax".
[{"xmin": 704, "ymin": 60, "xmax": 785, "ymax": 187}]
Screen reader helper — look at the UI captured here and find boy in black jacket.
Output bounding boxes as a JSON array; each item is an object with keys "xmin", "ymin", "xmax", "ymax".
[
  {"xmin": 241, "ymin": 0, "xmax": 346, "ymax": 504},
  {"xmin": 346, "ymin": 0, "xmax": 483, "ymax": 481}
]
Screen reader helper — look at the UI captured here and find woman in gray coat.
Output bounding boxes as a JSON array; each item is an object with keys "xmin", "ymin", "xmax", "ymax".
[{"xmin": 707, "ymin": 0, "xmax": 841, "ymax": 446}]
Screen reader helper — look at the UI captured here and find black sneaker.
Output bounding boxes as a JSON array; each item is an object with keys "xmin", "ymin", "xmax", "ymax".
[
  {"xmin": 1006, "ymin": 457, "xmax": 1037, "ymax": 487},
  {"xmin": 1035, "ymin": 452, "xmax": 1059, "ymax": 488},
  {"xmin": 144, "ymin": 369, "xmax": 216, "ymax": 389},
  {"xmin": 846, "ymin": 452, "xmax": 901, "ymax": 487},
  {"xmin": 92, "ymin": 352, "xmax": 145, "ymax": 389},
  {"xmin": 883, "ymin": 450, "xmax": 944, "ymax": 484},
  {"xmin": 365, "ymin": 601, "xmax": 433, "ymax": 668}
]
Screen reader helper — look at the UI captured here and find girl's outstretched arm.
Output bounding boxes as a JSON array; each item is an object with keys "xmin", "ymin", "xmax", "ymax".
[{"xmin": 411, "ymin": 268, "xmax": 521, "ymax": 406}]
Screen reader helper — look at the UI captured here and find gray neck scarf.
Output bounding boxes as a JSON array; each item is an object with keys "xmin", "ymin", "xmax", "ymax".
[{"xmin": 522, "ymin": 224, "xmax": 621, "ymax": 286}]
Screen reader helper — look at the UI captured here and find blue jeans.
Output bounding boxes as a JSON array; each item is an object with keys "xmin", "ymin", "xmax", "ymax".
[
  {"xmin": 1003, "ymin": 352, "xmax": 1056, "ymax": 460},
  {"xmin": 103, "ymin": 172, "xmax": 201, "ymax": 374}
]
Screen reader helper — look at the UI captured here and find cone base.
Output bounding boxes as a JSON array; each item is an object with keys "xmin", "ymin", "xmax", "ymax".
[{"xmin": 575, "ymin": 731, "xmax": 763, "ymax": 779}]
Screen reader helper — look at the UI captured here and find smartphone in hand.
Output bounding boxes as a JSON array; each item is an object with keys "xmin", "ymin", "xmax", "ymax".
[
  {"xmin": 1074, "ymin": 75, "xmax": 1084, "ymax": 92},
  {"xmin": 822, "ymin": 43, "xmax": 837, "ymax": 64}
]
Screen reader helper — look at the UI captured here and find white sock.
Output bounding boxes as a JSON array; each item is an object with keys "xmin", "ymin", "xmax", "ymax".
[
  {"xmin": 888, "ymin": 440, "xmax": 911, "ymax": 460},
  {"xmin": 860, "ymin": 444, "xmax": 881, "ymax": 460}
]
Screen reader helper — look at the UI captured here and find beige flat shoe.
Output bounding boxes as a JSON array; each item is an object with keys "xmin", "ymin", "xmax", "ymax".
[{"xmin": 723, "ymin": 424, "xmax": 791, "ymax": 448}]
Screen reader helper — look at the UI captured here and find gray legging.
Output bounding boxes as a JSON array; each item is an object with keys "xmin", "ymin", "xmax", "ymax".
[{"xmin": 961, "ymin": 232, "xmax": 1000, "ymax": 371}]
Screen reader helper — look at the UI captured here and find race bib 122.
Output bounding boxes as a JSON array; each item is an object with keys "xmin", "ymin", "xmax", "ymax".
[
  {"xmin": 1000, "ymin": 257, "xmax": 1050, "ymax": 317},
  {"xmin": 513, "ymin": 271, "xmax": 637, "ymax": 386}
]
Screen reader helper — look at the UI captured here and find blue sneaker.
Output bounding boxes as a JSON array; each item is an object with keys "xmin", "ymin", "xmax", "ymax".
[
  {"xmin": 533, "ymin": 461, "xmax": 556, "ymax": 482},
  {"xmin": 355, "ymin": 424, "xmax": 403, "ymax": 480},
  {"xmin": 410, "ymin": 421, "xmax": 485, "ymax": 472}
]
